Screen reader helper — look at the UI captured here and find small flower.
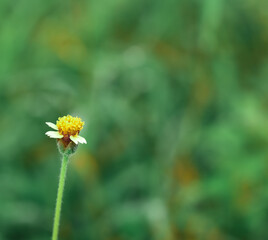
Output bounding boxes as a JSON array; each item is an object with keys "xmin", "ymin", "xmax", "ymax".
[{"xmin": 46, "ymin": 115, "xmax": 87, "ymax": 146}]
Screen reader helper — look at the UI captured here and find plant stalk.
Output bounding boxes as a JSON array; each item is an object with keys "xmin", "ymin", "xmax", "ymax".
[{"xmin": 52, "ymin": 154, "xmax": 69, "ymax": 240}]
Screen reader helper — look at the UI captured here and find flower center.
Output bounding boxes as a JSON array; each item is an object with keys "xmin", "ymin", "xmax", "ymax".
[{"xmin": 56, "ymin": 115, "xmax": 84, "ymax": 136}]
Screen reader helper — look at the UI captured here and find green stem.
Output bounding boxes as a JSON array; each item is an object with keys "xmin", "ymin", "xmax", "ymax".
[{"xmin": 52, "ymin": 154, "xmax": 69, "ymax": 240}]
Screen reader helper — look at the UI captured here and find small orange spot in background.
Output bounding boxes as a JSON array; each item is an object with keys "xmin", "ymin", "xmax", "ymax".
[
  {"xmin": 72, "ymin": 151, "xmax": 99, "ymax": 182},
  {"xmin": 173, "ymin": 155, "xmax": 199, "ymax": 186},
  {"xmin": 235, "ymin": 180, "xmax": 254, "ymax": 211}
]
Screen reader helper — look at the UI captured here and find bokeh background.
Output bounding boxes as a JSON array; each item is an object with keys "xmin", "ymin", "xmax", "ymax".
[{"xmin": 0, "ymin": 0, "xmax": 268, "ymax": 239}]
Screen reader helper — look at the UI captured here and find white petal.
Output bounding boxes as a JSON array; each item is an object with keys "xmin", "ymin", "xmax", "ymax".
[
  {"xmin": 70, "ymin": 135, "xmax": 87, "ymax": 144},
  {"xmin": 46, "ymin": 122, "xmax": 58, "ymax": 130},
  {"xmin": 45, "ymin": 131, "xmax": 63, "ymax": 139},
  {"xmin": 76, "ymin": 135, "xmax": 87, "ymax": 144},
  {"xmin": 70, "ymin": 135, "xmax": 78, "ymax": 144}
]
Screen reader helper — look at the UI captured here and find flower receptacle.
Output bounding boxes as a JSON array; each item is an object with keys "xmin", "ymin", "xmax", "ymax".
[{"xmin": 57, "ymin": 139, "xmax": 78, "ymax": 156}]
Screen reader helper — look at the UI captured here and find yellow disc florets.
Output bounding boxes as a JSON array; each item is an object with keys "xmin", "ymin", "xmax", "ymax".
[{"xmin": 56, "ymin": 115, "xmax": 84, "ymax": 136}]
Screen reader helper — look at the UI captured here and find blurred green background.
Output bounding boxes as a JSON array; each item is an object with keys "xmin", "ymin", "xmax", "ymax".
[{"xmin": 0, "ymin": 0, "xmax": 268, "ymax": 239}]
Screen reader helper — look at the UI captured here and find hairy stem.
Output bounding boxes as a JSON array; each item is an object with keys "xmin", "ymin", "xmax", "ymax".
[{"xmin": 52, "ymin": 154, "xmax": 69, "ymax": 240}]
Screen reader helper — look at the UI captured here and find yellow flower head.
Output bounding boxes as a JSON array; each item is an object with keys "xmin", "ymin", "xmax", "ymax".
[
  {"xmin": 56, "ymin": 115, "xmax": 84, "ymax": 136},
  {"xmin": 45, "ymin": 115, "xmax": 87, "ymax": 145}
]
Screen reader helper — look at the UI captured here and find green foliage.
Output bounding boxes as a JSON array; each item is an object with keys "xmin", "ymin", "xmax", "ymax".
[{"xmin": 0, "ymin": 0, "xmax": 267, "ymax": 239}]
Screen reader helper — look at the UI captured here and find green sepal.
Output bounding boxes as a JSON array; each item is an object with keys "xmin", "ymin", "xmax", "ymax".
[{"xmin": 57, "ymin": 140, "xmax": 78, "ymax": 156}]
